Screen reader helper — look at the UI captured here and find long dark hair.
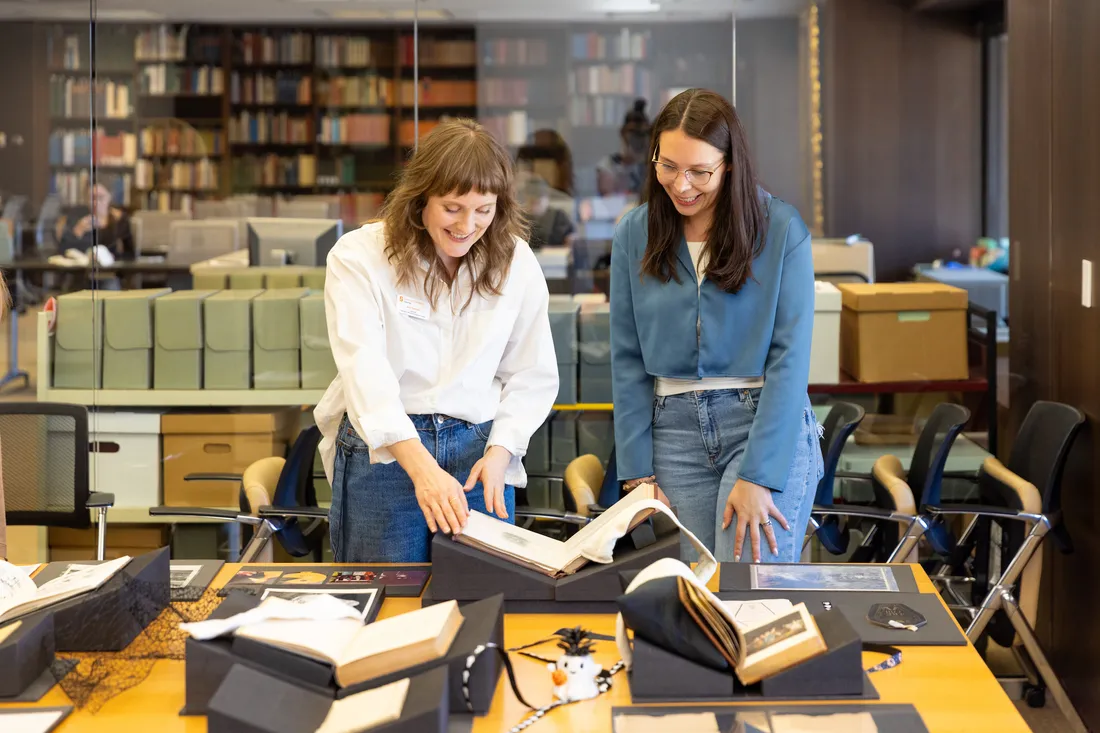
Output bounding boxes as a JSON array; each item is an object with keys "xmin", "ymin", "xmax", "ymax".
[{"xmin": 641, "ymin": 89, "xmax": 767, "ymax": 294}]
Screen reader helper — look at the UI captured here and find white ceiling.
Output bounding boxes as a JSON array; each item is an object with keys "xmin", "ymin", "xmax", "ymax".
[{"xmin": 0, "ymin": 0, "xmax": 811, "ymax": 22}]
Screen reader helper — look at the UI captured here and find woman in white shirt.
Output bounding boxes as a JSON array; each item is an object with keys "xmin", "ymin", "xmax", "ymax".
[{"xmin": 315, "ymin": 119, "xmax": 560, "ymax": 563}]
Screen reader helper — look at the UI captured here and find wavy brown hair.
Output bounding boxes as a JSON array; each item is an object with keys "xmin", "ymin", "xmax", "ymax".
[
  {"xmin": 641, "ymin": 89, "xmax": 767, "ymax": 294},
  {"xmin": 381, "ymin": 118, "xmax": 527, "ymax": 309}
]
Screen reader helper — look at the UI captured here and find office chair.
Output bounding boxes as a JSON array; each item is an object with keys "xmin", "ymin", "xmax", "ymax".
[
  {"xmin": 149, "ymin": 426, "xmax": 327, "ymax": 562},
  {"xmin": 915, "ymin": 401, "xmax": 1085, "ymax": 728},
  {"xmin": 810, "ymin": 402, "xmax": 970, "ymax": 563},
  {"xmin": 516, "ymin": 453, "xmax": 612, "ymax": 539},
  {"xmin": 0, "ymin": 403, "xmax": 115, "ymax": 560},
  {"xmin": 803, "ymin": 402, "xmax": 866, "ymax": 555}
]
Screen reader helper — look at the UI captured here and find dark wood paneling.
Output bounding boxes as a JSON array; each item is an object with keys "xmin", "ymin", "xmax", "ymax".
[
  {"xmin": 0, "ymin": 23, "xmax": 39, "ymax": 203},
  {"xmin": 822, "ymin": 0, "xmax": 982, "ymax": 282},
  {"xmin": 1048, "ymin": 0, "xmax": 1100, "ymax": 722}
]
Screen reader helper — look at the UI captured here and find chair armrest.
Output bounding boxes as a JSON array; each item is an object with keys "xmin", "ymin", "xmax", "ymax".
[
  {"xmin": 513, "ymin": 507, "xmax": 590, "ymax": 526},
  {"xmin": 86, "ymin": 492, "xmax": 114, "ymax": 509},
  {"xmin": 923, "ymin": 503, "xmax": 1045, "ymax": 522},
  {"xmin": 942, "ymin": 470, "xmax": 980, "ymax": 481},
  {"xmin": 834, "ymin": 470, "xmax": 873, "ymax": 483},
  {"xmin": 586, "ymin": 503, "xmax": 608, "ymax": 516},
  {"xmin": 257, "ymin": 506, "xmax": 330, "ymax": 520},
  {"xmin": 812, "ymin": 504, "xmax": 915, "ymax": 522},
  {"xmin": 148, "ymin": 506, "xmax": 262, "ymax": 525},
  {"xmin": 185, "ymin": 472, "xmax": 243, "ymax": 483}
]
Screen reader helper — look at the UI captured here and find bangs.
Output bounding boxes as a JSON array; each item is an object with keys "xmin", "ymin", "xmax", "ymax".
[{"xmin": 423, "ymin": 137, "xmax": 512, "ymax": 200}]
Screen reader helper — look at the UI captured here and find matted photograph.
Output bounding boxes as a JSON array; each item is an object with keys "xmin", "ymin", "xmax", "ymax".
[
  {"xmin": 260, "ymin": 587, "xmax": 384, "ymax": 622},
  {"xmin": 743, "ymin": 609, "xmax": 810, "ymax": 656},
  {"xmin": 750, "ymin": 565, "xmax": 899, "ymax": 593}
]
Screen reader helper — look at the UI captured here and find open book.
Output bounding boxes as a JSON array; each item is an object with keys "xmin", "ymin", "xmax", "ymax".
[
  {"xmin": 677, "ymin": 577, "xmax": 826, "ymax": 686},
  {"xmin": 0, "ymin": 556, "xmax": 131, "ymax": 624},
  {"xmin": 455, "ymin": 483, "xmax": 663, "ymax": 577},
  {"xmin": 234, "ymin": 598, "xmax": 464, "ymax": 688}
]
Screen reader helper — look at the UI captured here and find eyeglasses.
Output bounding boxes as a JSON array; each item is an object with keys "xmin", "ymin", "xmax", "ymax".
[{"xmin": 651, "ymin": 150, "xmax": 725, "ymax": 186}]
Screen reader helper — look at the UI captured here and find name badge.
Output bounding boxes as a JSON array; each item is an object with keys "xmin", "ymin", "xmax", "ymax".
[{"xmin": 396, "ymin": 294, "xmax": 429, "ymax": 320}]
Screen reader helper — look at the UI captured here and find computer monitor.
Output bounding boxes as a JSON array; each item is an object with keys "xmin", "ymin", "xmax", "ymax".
[
  {"xmin": 133, "ymin": 210, "xmax": 191, "ymax": 253},
  {"xmin": 167, "ymin": 220, "xmax": 241, "ymax": 266},
  {"xmin": 246, "ymin": 217, "xmax": 344, "ymax": 267}
]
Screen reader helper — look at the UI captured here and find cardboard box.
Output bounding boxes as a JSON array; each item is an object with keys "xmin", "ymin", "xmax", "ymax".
[
  {"xmin": 811, "ymin": 281, "xmax": 841, "ymax": 384},
  {"xmin": 155, "ymin": 290, "xmax": 217, "ymax": 389},
  {"xmin": 161, "ymin": 410, "xmax": 299, "ymax": 506},
  {"xmin": 839, "ymin": 283, "xmax": 968, "ymax": 383},
  {"xmin": 548, "ymin": 297, "xmax": 579, "ymax": 404},
  {"xmin": 299, "ymin": 292, "xmax": 336, "ymax": 389},
  {"xmin": 253, "ymin": 288, "xmax": 309, "ymax": 389},
  {"xmin": 89, "ymin": 411, "xmax": 163, "ymax": 507},
  {"xmin": 204, "ymin": 290, "xmax": 263, "ymax": 390},
  {"xmin": 578, "ymin": 303, "xmax": 611, "ymax": 403},
  {"xmin": 53, "ymin": 290, "xmax": 108, "ymax": 389}
]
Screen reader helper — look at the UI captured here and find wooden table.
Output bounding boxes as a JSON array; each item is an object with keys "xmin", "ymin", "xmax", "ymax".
[{"xmin": 2, "ymin": 563, "xmax": 1030, "ymax": 733}]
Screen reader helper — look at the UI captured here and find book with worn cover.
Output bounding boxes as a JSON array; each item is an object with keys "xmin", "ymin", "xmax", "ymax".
[
  {"xmin": 677, "ymin": 577, "xmax": 827, "ymax": 686},
  {"xmin": 453, "ymin": 484, "xmax": 663, "ymax": 577},
  {"xmin": 233, "ymin": 598, "xmax": 464, "ymax": 688},
  {"xmin": 0, "ymin": 556, "xmax": 131, "ymax": 624}
]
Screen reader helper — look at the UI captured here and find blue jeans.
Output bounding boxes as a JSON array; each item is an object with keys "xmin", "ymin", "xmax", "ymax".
[
  {"xmin": 330, "ymin": 413, "xmax": 516, "ymax": 562},
  {"xmin": 652, "ymin": 389, "xmax": 823, "ymax": 563}
]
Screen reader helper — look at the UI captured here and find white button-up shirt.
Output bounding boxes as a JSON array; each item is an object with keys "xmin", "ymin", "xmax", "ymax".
[{"xmin": 314, "ymin": 221, "xmax": 559, "ymax": 488}]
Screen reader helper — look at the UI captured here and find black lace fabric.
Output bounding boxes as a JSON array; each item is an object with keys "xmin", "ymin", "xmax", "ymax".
[{"xmin": 47, "ymin": 579, "xmax": 225, "ymax": 714}]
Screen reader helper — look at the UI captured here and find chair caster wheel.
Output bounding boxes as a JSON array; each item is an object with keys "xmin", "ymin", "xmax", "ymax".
[{"xmin": 1024, "ymin": 684, "xmax": 1046, "ymax": 708}]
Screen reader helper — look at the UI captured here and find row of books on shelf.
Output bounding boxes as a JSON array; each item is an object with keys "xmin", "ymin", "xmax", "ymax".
[
  {"xmin": 231, "ymin": 154, "xmax": 318, "ymax": 188},
  {"xmin": 49, "ymin": 78, "xmax": 133, "ymax": 120},
  {"xmin": 231, "ymin": 72, "xmax": 313, "ymax": 106},
  {"xmin": 480, "ymin": 77, "xmax": 563, "ymax": 107},
  {"xmin": 397, "ymin": 36, "xmax": 477, "ymax": 68},
  {"xmin": 316, "ymin": 156, "xmax": 358, "ymax": 188},
  {"xmin": 135, "ymin": 159, "xmax": 221, "ymax": 192},
  {"xmin": 47, "ymin": 28, "xmax": 133, "ymax": 71},
  {"xmin": 398, "ymin": 80, "xmax": 477, "ymax": 107},
  {"xmin": 569, "ymin": 95, "xmax": 653, "ymax": 127},
  {"xmin": 141, "ymin": 191, "xmax": 204, "ymax": 212},
  {"xmin": 237, "ymin": 31, "xmax": 313, "ymax": 67},
  {"xmin": 480, "ymin": 37, "xmax": 551, "ymax": 67},
  {"xmin": 571, "ymin": 29, "xmax": 650, "ymax": 61},
  {"xmin": 139, "ymin": 127, "xmax": 226, "ymax": 158},
  {"xmin": 139, "ymin": 64, "xmax": 226, "ymax": 97},
  {"xmin": 134, "ymin": 25, "xmax": 221, "ymax": 64},
  {"xmin": 49, "ymin": 130, "xmax": 137, "ymax": 168},
  {"xmin": 317, "ymin": 114, "xmax": 391, "ymax": 146},
  {"xmin": 229, "ymin": 112, "xmax": 316, "ymax": 145},
  {"xmin": 51, "ymin": 171, "xmax": 133, "ymax": 207},
  {"xmin": 482, "ymin": 113, "xmax": 542, "ymax": 147},
  {"xmin": 570, "ymin": 63, "xmax": 653, "ymax": 97},
  {"xmin": 316, "ymin": 35, "xmax": 387, "ymax": 69},
  {"xmin": 318, "ymin": 74, "xmax": 393, "ymax": 108}
]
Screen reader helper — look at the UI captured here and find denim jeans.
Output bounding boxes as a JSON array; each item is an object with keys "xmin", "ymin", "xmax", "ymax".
[
  {"xmin": 330, "ymin": 413, "xmax": 516, "ymax": 562},
  {"xmin": 651, "ymin": 389, "xmax": 823, "ymax": 563}
]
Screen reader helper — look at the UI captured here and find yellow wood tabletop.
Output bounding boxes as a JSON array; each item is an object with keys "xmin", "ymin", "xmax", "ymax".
[{"xmin": 0, "ymin": 562, "xmax": 1030, "ymax": 733}]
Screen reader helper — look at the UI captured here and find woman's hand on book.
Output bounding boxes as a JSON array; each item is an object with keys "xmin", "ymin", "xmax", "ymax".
[
  {"xmin": 464, "ymin": 445, "xmax": 512, "ymax": 519},
  {"xmin": 412, "ymin": 463, "xmax": 470, "ymax": 535},
  {"xmin": 721, "ymin": 478, "xmax": 789, "ymax": 562}
]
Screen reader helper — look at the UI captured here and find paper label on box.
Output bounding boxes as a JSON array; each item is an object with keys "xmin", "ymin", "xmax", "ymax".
[{"xmin": 896, "ymin": 311, "xmax": 931, "ymax": 322}]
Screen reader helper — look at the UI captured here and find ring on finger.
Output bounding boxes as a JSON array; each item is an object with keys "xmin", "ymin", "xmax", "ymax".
[{"xmin": 761, "ymin": 519, "xmax": 773, "ymax": 528}]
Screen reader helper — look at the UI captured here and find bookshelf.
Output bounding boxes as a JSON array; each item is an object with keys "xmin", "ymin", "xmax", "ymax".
[{"xmin": 43, "ymin": 20, "xmax": 731, "ymax": 212}]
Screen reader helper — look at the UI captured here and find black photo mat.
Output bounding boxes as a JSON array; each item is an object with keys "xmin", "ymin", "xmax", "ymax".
[
  {"xmin": 611, "ymin": 703, "xmax": 929, "ymax": 733},
  {"xmin": 31, "ymin": 558, "xmax": 225, "ymax": 603},
  {"xmin": 715, "ymin": 591, "xmax": 967, "ymax": 647},
  {"xmin": 719, "ymin": 563, "xmax": 920, "ymax": 594},
  {"xmin": 218, "ymin": 565, "xmax": 429, "ymax": 598},
  {"xmin": 257, "ymin": 586, "xmax": 385, "ymax": 624}
]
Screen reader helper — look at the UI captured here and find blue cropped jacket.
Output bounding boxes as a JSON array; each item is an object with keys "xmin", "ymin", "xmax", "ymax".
[{"xmin": 609, "ymin": 192, "xmax": 815, "ymax": 492}]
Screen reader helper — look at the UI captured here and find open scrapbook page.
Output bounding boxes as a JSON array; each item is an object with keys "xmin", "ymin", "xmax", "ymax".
[{"xmin": 0, "ymin": 556, "xmax": 131, "ymax": 623}]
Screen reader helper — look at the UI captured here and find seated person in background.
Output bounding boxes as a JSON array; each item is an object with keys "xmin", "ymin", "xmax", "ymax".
[
  {"xmin": 58, "ymin": 183, "xmax": 135, "ymax": 262},
  {"xmin": 521, "ymin": 176, "xmax": 576, "ymax": 250}
]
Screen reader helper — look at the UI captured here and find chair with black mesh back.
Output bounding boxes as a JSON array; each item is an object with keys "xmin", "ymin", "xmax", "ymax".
[
  {"xmin": 0, "ymin": 403, "xmax": 115, "ymax": 560},
  {"xmin": 810, "ymin": 402, "xmax": 971, "ymax": 563},
  {"xmin": 150, "ymin": 425, "xmax": 328, "ymax": 562},
  {"xmin": 914, "ymin": 401, "xmax": 1086, "ymax": 725},
  {"xmin": 803, "ymin": 402, "xmax": 865, "ymax": 554}
]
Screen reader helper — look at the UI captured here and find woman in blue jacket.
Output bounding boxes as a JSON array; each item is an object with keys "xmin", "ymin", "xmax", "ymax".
[{"xmin": 610, "ymin": 89, "xmax": 823, "ymax": 564}]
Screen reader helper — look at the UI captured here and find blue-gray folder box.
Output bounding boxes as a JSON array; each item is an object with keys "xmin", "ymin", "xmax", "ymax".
[
  {"xmin": 204, "ymin": 290, "xmax": 262, "ymax": 390},
  {"xmin": 253, "ymin": 288, "xmax": 309, "ymax": 389},
  {"xmin": 299, "ymin": 292, "xmax": 336, "ymax": 389},
  {"xmin": 548, "ymin": 297, "xmax": 579, "ymax": 404},
  {"xmin": 53, "ymin": 290, "xmax": 107, "ymax": 389},
  {"xmin": 155, "ymin": 290, "xmax": 218, "ymax": 389},
  {"xmin": 579, "ymin": 302, "xmax": 612, "ymax": 403}
]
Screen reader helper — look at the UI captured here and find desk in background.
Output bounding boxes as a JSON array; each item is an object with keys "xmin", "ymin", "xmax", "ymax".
[{"xmin": 3, "ymin": 562, "xmax": 1031, "ymax": 733}]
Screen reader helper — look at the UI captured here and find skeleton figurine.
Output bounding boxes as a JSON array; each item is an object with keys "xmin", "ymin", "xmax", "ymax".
[{"xmin": 547, "ymin": 627, "xmax": 604, "ymax": 702}]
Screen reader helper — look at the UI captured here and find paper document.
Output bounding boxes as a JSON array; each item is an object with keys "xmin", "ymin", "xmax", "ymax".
[
  {"xmin": 721, "ymin": 599, "xmax": 794, "ymax": 629},
  {"xmin": 178, "ymin": 594, "xmax": 362, "ymax": 641},
  {"xmin": 613, "ymin": 712, "xmax": 721, "ymax": 733},
  {"xmin": 316, "ymin": 678, "xmax": 409, "ymax": 733},
  {"xmin": 0, "ymin": 709, "xmax": 69, "ymax": 733}
]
